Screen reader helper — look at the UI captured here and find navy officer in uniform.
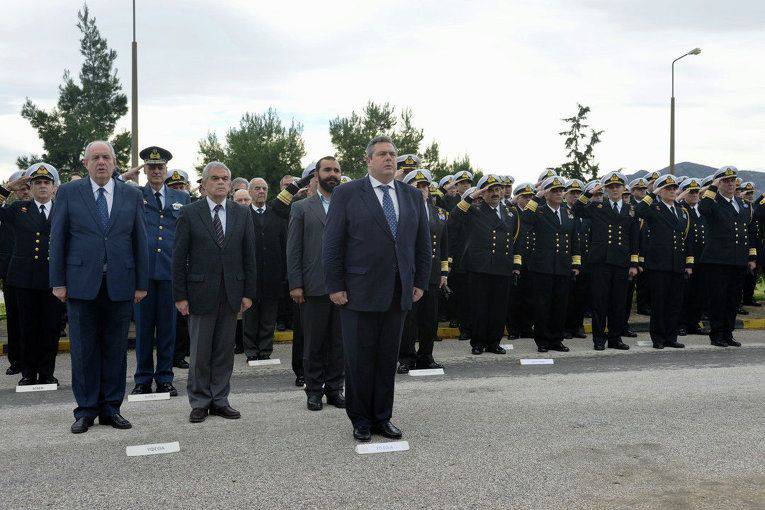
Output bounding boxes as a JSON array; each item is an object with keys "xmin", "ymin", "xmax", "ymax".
[{"xmin": 132, "ymin": 146, "xmax": 190, "ymax": 396}]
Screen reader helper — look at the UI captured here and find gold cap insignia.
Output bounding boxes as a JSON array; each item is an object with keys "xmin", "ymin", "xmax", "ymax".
[
  {"xmin": 415, "ymin": 171, "xmax": 425, "ymax": 181},
  {"xmin": 172, "ymin": 171, "xmax": 181, "ymax": 180},
  {"xmin": 405, "ymin": 157, "xmax": 415, "ymax": 165},
  {"xmin": 725, "ymin": 169, "xmax": 734, "ymax": 176},
  {"xmin": 37, "ymin": 167, "xmax": 49, "ymax": 175},
  {"xmin": 149, "ymin": 149, "xmax": 161, "ymax": 160}
]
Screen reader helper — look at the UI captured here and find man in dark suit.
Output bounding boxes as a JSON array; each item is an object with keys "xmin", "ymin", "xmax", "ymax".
[
  {"xmin": 700, "ymin": 166, "xmax": 758, "ymax": 347},
  {"xmin": 0, "ymin": 164, "xmax": 64, "ymax": 385},
  {"xmin": 323, "ymin": 135, "xmax": 431, "ymax": 442},
  {"xmin": 49, "ymin": 141, "xmax": 149, "ymax": 434},
  {"xmin": 287, "ymin": 156, "xmax": 345, "ymax": 411},
  {"xmin": 172, "ymin": 162, "xmax": 257, "ymax": 423},
  {"xmin": 242, "ymin": 177, "xmax": 287, "ymax": 361},
  {"xmin": 678, "ymin": 178, "xmax": 709, "ymax": 335}
]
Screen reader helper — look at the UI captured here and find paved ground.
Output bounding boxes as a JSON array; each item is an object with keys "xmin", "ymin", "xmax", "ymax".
[{"xmin": 1, "ymin": 332, "xmax": 763, "ymax": 510}]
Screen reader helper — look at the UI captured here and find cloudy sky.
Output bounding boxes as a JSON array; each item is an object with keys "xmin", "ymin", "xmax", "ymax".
[{"xmin": 0, "ymin": 0, "xmax": 763, "ymax": 182}]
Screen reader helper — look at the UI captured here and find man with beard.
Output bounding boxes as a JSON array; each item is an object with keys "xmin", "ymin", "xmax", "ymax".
[
  {"xmin": 287, "ymin": 156, "xmax": 345, "ymax": 411},
  {"xmin": 700, "ymin": 166, "xmax": 758, "ymax": 347},
  {"xmin": 455, "ymin": 175, "xmax": 520, "ymax": 355},
  {"xmin": 242, "ymin": 177, "xmax": 287, "ymax": 362}
]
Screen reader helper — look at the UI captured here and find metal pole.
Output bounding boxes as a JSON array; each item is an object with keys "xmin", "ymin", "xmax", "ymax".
[
  {"xmin": 670, "ymin": 60, "xmax": 676, "ymax": 175},
  {"xmin": 130, "ymin": 0, "xmax": 138, "ymax": 181}
]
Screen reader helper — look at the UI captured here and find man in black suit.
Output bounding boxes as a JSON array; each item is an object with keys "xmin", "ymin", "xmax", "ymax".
[
  {"xmin": 1, "ymin": 170, "xmax": 26, "ymax": 376},
  {"xmin": 0, "ymin": 165, "xmax": 64, "ymax": 385},
  {"xmin": 172, "ymin": 162, "xmax": 257, "ymax": 423},
  {"xmin": 699, "ymin": 166, "xmax": 758, "ymax": 347},
  {"xmin": 678, "ymin": 178, "xmax": 709, "ymax": 335},
  {"xmin": 242, "ymin": 177, "xmax": 287, "ymax": 362},
  {"xmin": 323, "ymin": 135, "xmax": 431, "ymax": 442}
]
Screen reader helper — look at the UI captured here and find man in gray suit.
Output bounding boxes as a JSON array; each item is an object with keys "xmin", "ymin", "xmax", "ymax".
[
  {"xmin": 172, "ymin": 162, "xmax": 257, "ymax": 423},
  {"xmin": 287, "ymin": 156, "xmax": 345, "ymax": 412}
]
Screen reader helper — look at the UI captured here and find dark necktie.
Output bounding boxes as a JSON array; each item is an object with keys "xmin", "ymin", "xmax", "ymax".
[
  {"xmin": 380, "ymin": 185, "xmax": 397, "ymax": 239},
  {"xmin": 257, "ymin": 207, "xmax": 264, "ymax": 215},
  {"xmin": 555, "ymin": 208, "xmax": 561, "ymax": 225},
  {"xmin": 96, "ymin": 188, "xmax": 109, "ymax": 230},
  {"xmin": 212, "ymin": 204, "xmax": 224, "ymax": 246},
  {"xmin": 612, "ymin": 201, "xmax": 619, "ymax": 214},
  {"xmin": 154, "ymin": 191, "xmax": 162, "ymax": 211},
  {"xmin": 39, "ymin": 204, "xmax": 46, "ymax": 219}
]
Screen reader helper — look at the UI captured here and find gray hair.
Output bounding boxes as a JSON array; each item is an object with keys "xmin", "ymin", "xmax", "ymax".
[
  {"xmin": 83, "ymin": 140, "xmax": 116, "ymax": 161},
  {"xmin": 365, "ymin": 135, "xmax": 396, "ymax": 159},
  {"xmin": 201, "ymin": 161, "xmax": 231, "ymax": 181},
  {"xmin": 231, "ymin": 176, "xmax": 249, "ymax": 189},
  {"xmin": 248, "ymin": 177, "xmax": 268, "ymax": 190}
]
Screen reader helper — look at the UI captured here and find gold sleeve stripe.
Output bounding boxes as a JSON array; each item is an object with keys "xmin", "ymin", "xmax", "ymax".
[
  {"xmin": 457, "ymin": 200, "xmax": 470, "ymax": 212},
  {"xmin": 639, "ymin": 256, "xmax": 645, "ymax": 263},
  {"xmin": 525, "ymin": 200, "xmax": 537, "ymax": 212},
  {"xmin": 276, "ymin": 189, "xmax": 293, "ymax": 205},
  {"xmin": 578, "ymin": 194, "xmax": 589, "ymax": 204},
  {"xmin": 686, "ymin": 256, "xmax": 695, "ymax": 264},
  {"xmin": 440, "ymin": 260, "xmax": 449, "ymax": 272},
  {"xmin": 630, "ymin": 254, "xmax": 639, "ymax": 263},
  {"xmin": 513, "ymin": 254, "xmax": 522, "ymax": 265},
  {"xmin": 749, "ymin": 248, "xmax": 757, "ymax": 256},
  {"xmin": 703, "ymin": 190, "xmax": 716, "ymax": 200},
  {"xmin": 572, "ymin": 255, "xmax": 582, "ymax": 265},
  {"xmin": 642, "ymin": 195, "xmax": 653, "ymax": 205}
]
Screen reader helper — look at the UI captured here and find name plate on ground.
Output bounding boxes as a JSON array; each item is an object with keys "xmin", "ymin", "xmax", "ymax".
[
  {"xmin": 15, "ymin": 383, "xmax": 58, "ymax": 392},
  {"xmin": 408, "ymin": 368, "xmax": 444, "ymax": 377},
  {"xmin": 500, "ymin": 344, "xmax": 514, "ymax": 350},
  {"xmin": 519, "ymin": 358, "xmax": 554, "ymax": 365},
  {"xmin": 128, "ymin": 392, "xmax": 171, "ymax": 402},
  {"xmin": 248, "ymin": 359, "xmax": 281, "ymax": 367},
  {"xmin": 636, "ymin": 341, "xmax": 652, "ymax": 347},
  {"xmin": 126, "ymin": 441, "xmax": 180, "ymax": 457},
  {"xmin": 356, "ymin": 441, "xmax": 410, "ymax": 455}
]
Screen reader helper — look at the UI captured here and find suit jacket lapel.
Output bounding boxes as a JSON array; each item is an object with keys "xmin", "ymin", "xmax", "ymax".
[
  {"xmin": 360, "ymin": 177, "xmax": 394, "ymax": 240},
  {"xmin": 196, "ymin": 199, "xmax": 218, "ymax": 244},
  {"xmin": 77, "ymin": 178, "xmax": 104, "ymax": 232},
  {"xmin": 106, "ymin": 182, "xmax": 125, "ymax": 234},
  {"xmin": 308, "ymin": 195, "xmax": 327, "ymax": 225},
  {"xmin": 222, "ymin": 199, "xmax": 237, "ymax": 249},
  {"xmin": 394, "ymin": 180, "xmax": 409, "ymax": 230}
]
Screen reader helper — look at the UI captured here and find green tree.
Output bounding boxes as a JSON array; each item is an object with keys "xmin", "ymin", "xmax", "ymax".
[
  {"xmin": 18, "ymin": 3, "xmax": 129, "ymax": 180},
  {"xmin": 551, "ymin": 104, "xmax": 604, "ymax": 181},
  {"xmin": 197, "ymin": 109, "xmax": 305, "ymax": 196}
]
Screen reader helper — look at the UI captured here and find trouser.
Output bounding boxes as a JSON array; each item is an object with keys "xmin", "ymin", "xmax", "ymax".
[
  {"xmin": 531, "ymin": 272, "xmax": 571, "ymax": 349},
  {"xmin": 564, "ymin": 269, "xmax": 589, "ymax": 334},
  {"xmin": 507, "ymin": 270, "xmax": 534, "ymax": 336},
  {"xmin": 242, "ymin": 296, "xmax": 278, "ymax": 358},
  {"xmin": 681, "ymin": 265, "xmax": 706, "ymax": 331},
  {"xmin": 301, "ymin": 295, "xmax": 343, "ymax": 395},
  {"xmin": 635, "ymin": 269, "xmax": 651, "ymax": 312},
  {"xmin": 341, "ymin": 279, "xmax": 404, "ymax": 429},
  {"xmin": 705, "ymin": 264, "xmax": 744, "ymax": 343},
  {"xmin": 648, "ymin": 270, "xmax": 684, "ymax": 346},
  {"xmin": 625, "ymin": 276, "xmax": 635, "ymax": 330},
  {"xmin": 590, "ymin": 263, "xmax": 629, "ymax": 345},
  {"xmin": 450, "ymin": 271, "xmax": 471, "ymax": 335},
  {"xmin": 742, "ymin": 267, "xmax": 758, "ymax": 304},
  {"xmin": 16, "ymin": 287, "xmax": 62, "ymax": 380},
  {"xmin": 292, "ymin": 303, "xmax": 304, "ymax": 378},
  {"xmin": 3, "ymin": 281, "xmax": 22, "ymax": 368},
  {"xmin": 469, "ymin": 272, "xmax": 510, "ymax": 349},
  {"xmin": 174, "ymin": 314, "xmax": 190, "ymax": 362},
  {"xmin": 134, "ymin": 279, "xmax": 176, "ymax": 385},
  {"xmin": 187, "ymin": 281, "xmax": 237, "ymax": 409},
  {"xmin": 399, "ymin": 284, "xmax": 439, "ymax": 365},
  {"xmin": 67, "ymin": 278, "xmax": 131, "ymax": 420}
]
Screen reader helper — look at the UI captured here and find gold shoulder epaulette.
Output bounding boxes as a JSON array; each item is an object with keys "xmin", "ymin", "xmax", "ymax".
[
  {"xmin": 457, "ymin": 200, "xmax": 470, "ymax": 212},
  {"xmin": 525, "ymin": 200, "xmax": 537, "ymax": 212},
  {"xmin": 642, "ymin": 195, "xmax": 653, "ymax": 205}
]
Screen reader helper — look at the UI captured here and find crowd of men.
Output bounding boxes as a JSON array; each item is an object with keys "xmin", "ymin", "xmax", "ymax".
[{"xmin": 0, "ymin": 136, "xmax": 762, "ymax": 441}]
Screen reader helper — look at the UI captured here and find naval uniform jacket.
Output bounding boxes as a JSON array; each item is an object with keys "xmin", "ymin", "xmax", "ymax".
[
  {"xmin": 0, "ymin": 200, "xmax": 52, "ymax": 290},
  {"xmin": 573, "ymin": 195, "xmax": 639, "ymax": 268},
  {"xmin": 454, "ymin": 197, "xmax": 520, "ymax": 276},
  {"xmin": 425, "ymin": 201, "xmax": 449, "ymax": 286},
  {"xmin": 521, "ymin": 197, "xmax": 580, "ymax": 275},
  {"xmin": 635, "ymin": 194, "xmax": 693, "ymax": 273},
  {"xmin": 698, "ymin": 185, "xmax": 757, "ymax": 267}
]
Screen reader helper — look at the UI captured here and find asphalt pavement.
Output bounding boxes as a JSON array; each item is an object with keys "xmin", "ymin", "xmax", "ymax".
[{"xmin": 1, "ymin": 332, "xmax": 763, "ymax": 509}]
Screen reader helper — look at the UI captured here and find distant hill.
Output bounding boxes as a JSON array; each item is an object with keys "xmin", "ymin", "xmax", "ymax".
[{"xmin": 625, "ymin": 162, "xmax": 765, "ymax": 191}]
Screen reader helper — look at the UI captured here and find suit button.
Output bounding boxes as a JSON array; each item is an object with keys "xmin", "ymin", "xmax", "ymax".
[
  {"xmin": 159, "ymin": 226, "xmax": 164, "ymax": 230},
  {"xmin": 160, "ymin": 215, "xmax": 164, "ymax": 219},
  {"xmin": 34, "ymin": 256, "xmax": 39, "ymax": 260},
  {"xmin": 35, "ymin": 239, "xmax": 40, "ymax": 244},
  {"xmin": 492, "ymin": 250, "xmax": 495, "ymax": 253},
  {"xmin": 156, "ymin": 248, "xmax": 161, "ymax": 253},
  {"xmin": 34, "ymin": 247, "xmax": 39, "ymax": 252},
  {"xmin": 36, "ymin": 232, "xmax": 40, "ymax": 236},
  {"xmin": 158, "ymin": 237, "xmax": 163, "ymax": 241}
]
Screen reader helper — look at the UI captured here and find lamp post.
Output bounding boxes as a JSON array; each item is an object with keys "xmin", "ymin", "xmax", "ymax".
[
  {"xmin": 130, "ymin": 0, "xmax": 139, "ymax": 180},
  {"xmin": 669, "ymin": 47, "xmax": 701, "ymax": 175}
]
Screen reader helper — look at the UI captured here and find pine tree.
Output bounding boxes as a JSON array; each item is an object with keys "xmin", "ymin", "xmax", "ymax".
[{"xmin": 552, "ymin": 104, "xmax": 604, "ymax": 181}]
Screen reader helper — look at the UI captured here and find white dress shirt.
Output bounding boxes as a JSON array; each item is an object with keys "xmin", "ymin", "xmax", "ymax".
[
  {"xmin": 207, "ymin": 196, "xmax": 227, "ymax": 235},
  {"xmin": 723, "ymin": 195, "xmax": 740, "ymax": 213},
  {"xmin": 547, "ymin": 204, "xmax": 561, "ymax": 222},
  {"xmin": 608, "ymin": 198, "xmax": 623, "ymax": 213},
  {"xmin": 34, "ymin": 199, "xmax": 52, "ymax": 219},
  {"xmin": 368, "ymin": 175, "xmax": 399, "ymax": 220},
  {"xmin": 90, "ymin": 177, "xmax": 115, "ymax": 214},
  {"xmin": 251, "ymin": 204, "xmax": 266, "ymax": 215}
]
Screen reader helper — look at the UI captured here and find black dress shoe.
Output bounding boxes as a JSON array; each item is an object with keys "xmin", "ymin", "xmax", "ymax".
[
  {"xmin": 537, "ymin": 346, "xmax": 549, "ymax": 353},
  {"xmin": 234, "ymin": 345, "xmax": 244, "ymax": 354},
  {"xmin": 18, "ymin": 377, "xmax": 37, "ymax": 385},
  {"xmin": 307, "ymin": 394, "xmax": 323, "ymax": 411},
  {"xmin": 665, "ymin": 341, "xmax": 685, "ymax": 348},
  {"xmin": 608, "ymin": 340, "xmax": 630, "ymax": 350},
  {"xmin": 173, "ymin": 359, "xmax": 189, "ymax": 369},
  {"xmin": 677, "ymin": 328, "xmax": 687, "ymax": 336},
  {"xmin": 711, "ymin": 340, "xmax": 728, "ymax": 347},
  {"xmin": 353, "ymin": 426, "xmax": 371, "ymax": 442},
  {"xmin": 256, "ymin": 354, "xmax": 271, "ymax": 360},
  {"xmin": 326, "ymin": 392, "xmax": 346, "ymax": 408},
  {"xmin": 549, "ymin": 343, "xmax": 570, "ymax": 352},
  {"xmin": 372, "ymin": 421, "xmax": 403, "ymax": 439},
  {"xmin": 573, "ymin": 328, "xmax": 587, "ymax": 339},
  {"xmin": 6, "ymin": 364, "xmax": 21, "ymax": 375},
  {"xmin": 189, "ymin": 408, "xmax": 208, "ymax": 423},
  {"xmin": 246, "ymin": 355, "xmax": 258, "ymax": 362},
  {"xmin": 210, "ymin": 405, "xmax": 241, "ymax": 419},
  {"xmin": 652, "ymin": 343, "xmax": 664, "ymax": 349},
  {"xmin": 397, "ymin": 363, "xmax": 411, "ymax": 374},
  {"xmin": 38, "ymin": 376, "xmax": 59, "ymax": 385},
  {"xmin": 687, "ymin": 327, "xmax": 710, "ymax": 335},
  {"xmin": 485, "ymin": 345, "xmax": 506, "ymax": 355},
  {"xmin": 155, "ymin": 382, "xmax": 178, "ymax": 397},
  {"xmin": 415, "ymin": 359, "xmax": 444, "ymax": 370},
  {"xmin": 726, "ymin": 339, "xmax": 741, "ymax": 347},
  {"xmin": 295, "ymin": 376, "xmax": 305, "ymax": 387},
  {"xmin": 449, "ymin": 320, "xmax": 460, "ymax": 328},
  {"xmin": 594, "ymin": 343, "xmax": 606, "ymax": 351},
  {"xmin": 131, "ymin": 383, "xmax": 152, "ymax": 395},
  {"xmin": 507, "ymin": 333, "xmax": 520, "ymax": 340},
  {"xmin": 622, "ymin": 329, "xmax": 638, "ymax": 338},
  {"xmin": 736, "ymin": 307, "xmax": 748, "ymax": 315},
  {"xmin": 458, "ymin": 332, "xmax": 470, "ymax": 341},
  {"xmin": 637, "ymin": 308, "xmax": 651, "ymax": 316},
  {"xmin": 471, "ymin": 346, "xmax": 484, "ymax": 355},
  {"xmin": 563, "ymin": 331, "xmax": 573, "ymax": 339},
  {"xmin": 70, "ymin": 417, "xmax": 94, "ymax": 434},
  {"xmin": 99, "ymin": 414, "xmax": 132, "ymax": 429}
]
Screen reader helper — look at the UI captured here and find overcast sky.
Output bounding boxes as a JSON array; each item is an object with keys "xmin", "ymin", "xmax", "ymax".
[{"xmin": 1, "ymin": 0, "xmax": 763, "ymax": 182}]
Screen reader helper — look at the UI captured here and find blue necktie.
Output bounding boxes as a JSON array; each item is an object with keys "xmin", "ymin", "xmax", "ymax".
[
  {"xmin": 380, "ymin": 185, "xmax": 397, "ymax": 239},
  {"xmin": 96, "ymin": 187, "xmax": 109, "ymax": 230}
]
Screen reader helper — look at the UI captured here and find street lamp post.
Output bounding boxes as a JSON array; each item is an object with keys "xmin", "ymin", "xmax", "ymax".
[
  {"xmin": 670, "ymin": 47, "xmax": 701, "ymax": 175},
  {"xmin": 130, "ymin": 0, "xmax": 138, "ymax": 181}
]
